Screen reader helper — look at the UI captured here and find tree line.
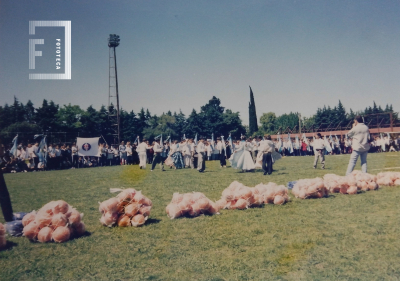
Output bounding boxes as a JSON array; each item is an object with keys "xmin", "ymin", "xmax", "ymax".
[
  {"xmin": 0, "ymin": 96, "xmax": 397, "ymax": 144},
  {"xmin": 0, "ymin": 96, "xmax": 246, "ymax": 144},
  {"xmin": 256, "ymin": 100, "xmax": 398, "ymax": 136}
]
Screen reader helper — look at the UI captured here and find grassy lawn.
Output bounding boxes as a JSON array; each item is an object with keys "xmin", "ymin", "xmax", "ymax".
[{"xmin": 1, "ymin": 153, "xmax": 400, "ymax": 280}]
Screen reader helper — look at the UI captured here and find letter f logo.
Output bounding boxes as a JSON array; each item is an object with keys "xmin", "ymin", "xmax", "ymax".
[{"xmin": 29, "ymin": 39, "xmax": 44, "ymax": 69}]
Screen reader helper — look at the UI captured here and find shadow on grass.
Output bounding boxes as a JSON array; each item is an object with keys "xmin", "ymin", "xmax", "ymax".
[
  {"xmin": 79, "ymin": 231, "xmax": 92, "ymax": 238},
  {"xmin": 145, "ymin": 218, "xmax": 161, "ymax": 225},
  {"xmin": 0, "ymin": 241, "xmax": 18, "ymax": 251}
]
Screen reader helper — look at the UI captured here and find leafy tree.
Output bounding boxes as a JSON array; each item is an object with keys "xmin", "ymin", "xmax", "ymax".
[
  {"xmin": 10, "ymin": 97, "xmax": 26, "ymax": 124},
  {"xmin": 275, "ymin": 112, "xmax": 299, "ymax": 132},
  {"xmin": 24, "ymin": 100, "xmax": 36, "ymax": 123},
  {"xmin": 221, "ymin": 109, "xmax": 246, "ymax": 138},
  {"xmin": 184, "ymin": 109, "xmax": 203, "ymax": 139},
  {"xmin": 199, "ymin": 96, "xmax": 224, "ymax": 137},
  {"xmin": 80, "ymin": 105, "xmax": 101, "ymax": 137},
  {"xmin": 143, "ymin": 114, "xmax": 176, "ymax": 140},
  {"xmin": 0, "ymin": 122, "xmax": 41, "ymax": 144},
  {"xmin": 0, "ymin": 104, "xmax": 13, "ymax": 130},
  {"xmin": 34, "ymin": 99, "xmax": 59, "ymax": 132},
  {"xmin": 172, "ymin": 110, "xmax": 186, "ymax": 139},
  {"xmin": 56, "ymin": 104, "xmax": 84, "ymax": 133},
  {"xmin": 260, "ymin": 112, "xmax": 276, "ymax": 134}
]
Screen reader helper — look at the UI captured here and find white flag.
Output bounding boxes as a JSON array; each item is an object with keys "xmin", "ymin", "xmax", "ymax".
[{"xmin": 77, "ymin": 137, "xmax": 100, "ymax": 156}]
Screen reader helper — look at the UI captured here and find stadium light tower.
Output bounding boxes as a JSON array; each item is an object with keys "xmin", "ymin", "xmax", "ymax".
[{"xmin": 108, "ymin": 34, "xmax": 121, "ymax": 145}]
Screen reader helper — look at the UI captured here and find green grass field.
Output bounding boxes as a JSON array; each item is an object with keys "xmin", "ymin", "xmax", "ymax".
[{"xmin": 1, "ymin": 153, "xmax": 400, "ymax": 280}]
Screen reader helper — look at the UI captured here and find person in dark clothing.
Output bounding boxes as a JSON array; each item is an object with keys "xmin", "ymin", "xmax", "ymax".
[
  {"xmin": 0, "ymin": 142, "xmax": 13, "ymax": 222},
  {"xmin": 261, "ymin": 135, "xmax": 275, "ymax": 175}
]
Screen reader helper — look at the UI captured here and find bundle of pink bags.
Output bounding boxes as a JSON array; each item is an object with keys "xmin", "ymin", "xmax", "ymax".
[
  {"xmin": 99, "ymin": 188, "xmax": 152, "ymax": 227},
  {"xmin": 377, "ymin": 172, "xmax": 400, "ymax": 186},
  {"xmin": 324, "ymin": 170, "xmax": 379, "ymax": 194},
  {"xmin": 166, "ymin": 192, "xmax": 220, "ymax": 219},
  {"xmin": 22, "ymin": 200, "xmax": 85, "ymax": 243},
  {"xmin": 216, "ymin": 181, "xmax": 290, "ymax": 210},
  {"xmin": 292, "ymin": 170, "xmax": 382, "ymax": 199}
]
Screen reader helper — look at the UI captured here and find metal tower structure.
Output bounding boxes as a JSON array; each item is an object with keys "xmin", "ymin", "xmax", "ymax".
[{"xmin": 108, "ymin": 34, "xmax": 121, "ymax": 145}]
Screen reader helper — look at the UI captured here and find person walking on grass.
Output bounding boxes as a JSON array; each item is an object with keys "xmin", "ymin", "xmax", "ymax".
[
  {"xmin": 313, "ymin": 133, "xmax": 325, "ymax": 169},
  {"xmin": 216, "ymin": 137, "xmax": 226, "ymax": 168},
  {"xmin": 260, "ymin": 135, "xmax": 275, "ymax": 175},
  {"xmin": 196, "ymin": 138, "xmax": 206, "ymax": 173},
  {"xmin": 151, "ymin": 140, "xmax": 165, "ymax": 172},
  {"xmin": 345, "ymin": 115, "xmax": 371, "ymax": 175}
]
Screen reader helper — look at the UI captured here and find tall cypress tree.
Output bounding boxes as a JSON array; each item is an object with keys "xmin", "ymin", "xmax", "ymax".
[{"xmin": 248, "ymin": 86, "xmax": 258, "ymax": 134}]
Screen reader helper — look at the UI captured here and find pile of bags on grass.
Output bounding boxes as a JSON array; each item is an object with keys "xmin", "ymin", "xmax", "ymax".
[
  {"xmin": 348, "ymin": 170, "xmax": 379, "ymax": 191},
  {"xmin": 292, "ymin": 177, "xmax": 329, "ymax": 199},
  {"xmin": 323, "ymin": 174, "xmax": 358, "ymax": 194},
  {"xmin": 22, "ymin": 200, "xmax": 85, "ymax": 243},
  {"xmin": 216, "ymin": 181, "xmax": 289, "ymax": 210},
  {"xmin": 99, "ymin": 188, "xmax": 152, "ymax": 227},
  {"xmin": 0, "ymin": 223, "xmax": 6, "ymax": 248},
  {"xmin": 377, "ymin": 171, "xmax": 400, "ymax": 186},
  {"xmin": 166, "ymin": 192, "xmax": 219, "ymax": 219}
]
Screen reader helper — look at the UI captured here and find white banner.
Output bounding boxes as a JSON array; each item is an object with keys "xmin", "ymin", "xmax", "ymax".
[{"xmin": 77, "ymin": 137, "xmax": 100, "ymax": 157}]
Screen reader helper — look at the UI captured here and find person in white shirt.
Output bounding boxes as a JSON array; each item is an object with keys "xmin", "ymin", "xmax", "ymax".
[
  {"xmin": 216, "ymin": 138, "xmax": 226, "ymax": 167},
  {"xmin": 313, "ymin": 133, "xmax": 325, "ymax": 169},
  {"xmin": 136, "ymin": 139, "xmax": 149, "ymax": 169},
  {"xmin": 119, "ymin": 141, "xmax": 127, "ymax": 165},
  {"xmin": 345, "ymin": 115, "xmax": 371, "ymax": 175},
  {"xmin": 188, "ymin": 139, "xmax": 195, "ymax": 169},
  {"xmin": 126, "ymin": 142, "xmax": 133, "ymax": 165},
  {"xmin": 47, "ymin": 144, "xmax": 55, "ymax": 170},
  {"xmin": 151, "ymin": 140, "xmax": 165, "ymax": 171},
  {"xmin": 205, "ymin": 142, "xmax": 212, "ymax": 161},
  {"xmin": 196, "ymin": 138, "xmax": 206, "ymax": 172},
  {"xmin": 251, "ymin": 137, "xmax": 259, "ymax": 163},
  {"xmin": 106, "ymin": 145, "xmax": 114, "ymax": 166},
  {"xmin": 180, "ymin": 140, "xmax": 192, "ymax": 168},
  {"xmin": 53, "ymin": 145, "xmax": 61, "ymax": 170},
  {"xmin": 258, "ymin": 135, "xmax": 275, "ymax": 175},
  {"xmin": 71, "ymin": 143, "xmax": 78, "ymax": 168}
]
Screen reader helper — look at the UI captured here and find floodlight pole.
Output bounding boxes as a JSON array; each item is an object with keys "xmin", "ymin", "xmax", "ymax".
[{"xmin": 108, "ymin": 34, "xmax": 121, "ymax": 145}]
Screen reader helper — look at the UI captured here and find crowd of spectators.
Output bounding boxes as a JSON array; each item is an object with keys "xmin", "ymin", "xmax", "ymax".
[{"xmin": 1, "ymin": 134, "xmax": 399, "ymax": 173}]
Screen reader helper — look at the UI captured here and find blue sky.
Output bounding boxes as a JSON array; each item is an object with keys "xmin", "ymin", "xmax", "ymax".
[{"xmin": 1, "ymin": 0, "xmax": 399, "ymax": 124}]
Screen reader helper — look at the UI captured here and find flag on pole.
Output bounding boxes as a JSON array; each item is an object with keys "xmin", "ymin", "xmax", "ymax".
[
  {"xmin": 183, "ymin": 134, "xmax": 186, "ymax": 140},
  {"xmin": 287, "ymin": 134, "xmax": 293, "ymax": 154},
  {"xmin": 9, "ymin": 135, "xmax": 18, "ymax": 157},
  {"xmin": 324, "ymin": 135, "xmax": 332, "ymax": 153},
  {"xmin": 295, "ymin": 135, "xmax": 300, "ymax": 150},
  {"xmin": 211, "ymin": 133, "xmax": 214, "ymax": 148},
  {"xmin": 194, "ymin": 134, "xmax": 198, "ymax": 145},
  {"xmin": 77, "ymin": 137, "xmax": 100, "ymax": 156},
  {"xmin": 37, "ymin": 136, "xmax": 47, "ymax": 165},
  {"xmin": 277, "ymin": 134, "xmax": 283, "ymax": 153},
  {"xmin": 227, "ymin": 133, "xmax": 233, "ymax": 154}
]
